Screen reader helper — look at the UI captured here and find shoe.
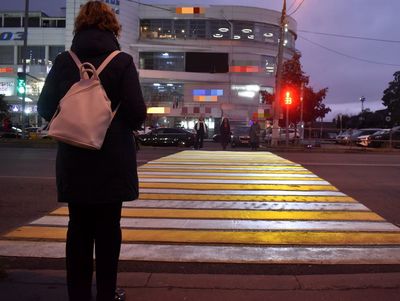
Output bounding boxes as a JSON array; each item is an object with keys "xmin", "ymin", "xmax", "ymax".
[{"xmin": 115, "ymin": 288, "xmax": 126, "ymax": 301}]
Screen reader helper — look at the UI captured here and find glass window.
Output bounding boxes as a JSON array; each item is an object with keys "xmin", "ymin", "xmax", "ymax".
[
  {"xmin": 23, "ymin": 17, "xmax": 40, "ymax": 27},
  {"xmin": 209, "ymin": 20, "xmax": 231, "ymax": 40},
  {"xmin": 139, "ymin": 52, "xmax": 184, "ymax": 71},
  {"xmin": 0, "ymin": 46, "xmax": 14, "ymax": 64},
  {"xmin": 233, "ymin": 21, "xmax": 254, "ymax": 41},
  {"xmin": 140, "ymin": 19, "xmax": 173, "ymax": 39},
  {"xmin": 18, "ymin": 46, "xmax": 45, "ymax": 65},
  {"xmin": 141, "ymin": 83, "xmax": 184, "ymax": 107},
  {"xmin": 254, "ymin": 23, "xmax": 279, "ymax": 44},
  {"xmin": 189, "ymin": 20, "xmax": 206, "ymax": 39},
  {"xmin": 4, "ymin": 16, "xmax": 21, "ymax": 27},
  {"xmin": 49, "ymin": 46, "xmax": 65, "ymax": 63},
  {"xmin": 173, "ymin": 20, "xmax": 188, "ymax": 39},
  {"xmin": 262, "ymin": 55, "xmax": 276, "ymax": 76}
]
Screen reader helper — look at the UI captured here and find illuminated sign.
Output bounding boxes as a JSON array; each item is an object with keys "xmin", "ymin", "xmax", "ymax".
[
  {"xmin": 0, "ymin": 78, "xmax": 15, "ymax": 96},
  {"xmin": 0, "ymin": 67, "xmax": 13, "ymax": 73},
  {"xmin": 0, "ymin": 31, "xmax": 25, "ymax": 41},
  {"xmin": 147, "ymin": 107, "xmax": 171, "ymax": 114},
  {"xmin": 176, "ymin": 7, "xmax": 205, "ymax": 14}
]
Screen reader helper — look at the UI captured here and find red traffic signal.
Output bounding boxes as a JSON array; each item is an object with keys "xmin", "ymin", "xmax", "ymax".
[
  {"xmin": 282, "ymin": 87, "xmax": 297, "ymax": 106},
  {"xmin": 284, "ymin": 90, "xmax": 293, "ymax": 105}
]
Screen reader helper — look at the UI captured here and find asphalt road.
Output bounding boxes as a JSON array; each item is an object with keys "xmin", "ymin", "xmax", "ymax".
[{"xmin": 0, "ymin": 144, "xmax": 399, "ymax": 236}]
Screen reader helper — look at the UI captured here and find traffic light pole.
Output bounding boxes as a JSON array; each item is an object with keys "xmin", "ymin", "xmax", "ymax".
[
  {"xmin": 271, "ymin": 0, "xmax": 286, "ymax": 146},
  {"xmin": 21, "ymin": 0, "xmax": 29, "ymax": 139}
]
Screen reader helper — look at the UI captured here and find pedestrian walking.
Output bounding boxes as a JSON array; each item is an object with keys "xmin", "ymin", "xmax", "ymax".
[
  {"xmin": 219, "ymin": 117, "xmax": 231, "ymax": 150},
  {"xmin": 194, "ymin": 116, "xmax": 207, "ymax": 149},
  {"xmin": 249, "ymin": 119, "xmax": 261, "ymax": 150},
  {"xmin": 37, "ymin": 2, "xmax": 146, "ymax": 301}
]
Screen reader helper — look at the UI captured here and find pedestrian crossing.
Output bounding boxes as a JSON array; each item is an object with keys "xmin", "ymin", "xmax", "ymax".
[{"xmin": 1, "ymin": 150, "xmax": 400, "ymax": 264}]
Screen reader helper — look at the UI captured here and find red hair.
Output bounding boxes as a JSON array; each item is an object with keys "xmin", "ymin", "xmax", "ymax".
[{"xmin": 74, "ymin": 1, "xmax": 121, "ymax": 37}]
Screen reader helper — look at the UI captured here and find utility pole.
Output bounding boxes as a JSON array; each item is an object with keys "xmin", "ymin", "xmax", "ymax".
[
  {"xmin": 299, "ymin": 82, "xmax": 304, "ymax": 140},
  {"xmin": 21, "ymin": 0, "xmax": 29, "ymax": 139},
  {"xmin": 271, "ymin": 0, "xmax": 287, "ymax": 146}
]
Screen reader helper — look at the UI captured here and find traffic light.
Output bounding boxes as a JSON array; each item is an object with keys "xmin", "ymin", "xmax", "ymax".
[
  {"xmin": 16, "ymin": 72, "xmax": 26, "ymax": 97},
  {"xmin": 284, "ymin": 89, "xmax": 293, "ymax": 105}
]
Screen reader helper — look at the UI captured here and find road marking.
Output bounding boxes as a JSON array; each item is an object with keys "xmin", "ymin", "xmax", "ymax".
[
  {"xmin": 139, "ymin": 188, "xmax": 346, "ymax": 196},
  {"xmin": 49, "ymin": 207, "xmax": 383, "ymax": 221},
  {"xmin": 1, "ymin": 150, "xmax": 399, "ymax": 265},
  {"xmin": 139, "ymin": 194, "xmax": 356, "ymax": 202},
  {"xmin": 139, "ymin": 178, "xmax": 331, "ymax": 185},
  {"xmin": 139, "ymin": 182, "xmax": 338, "ymax": 191},
  {"xmin": 5, "ymin": 226, "xmax": 400, "ymax": 245},
  {"xmin": 124, "ymin": 200, "xmax": 368, "ymax": 211},
  {"xmin": 31, "ymin": 216, "xmax": 398, "ymax": 232}
]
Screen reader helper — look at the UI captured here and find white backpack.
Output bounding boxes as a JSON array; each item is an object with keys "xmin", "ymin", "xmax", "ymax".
[{"xmin": 48, "ymin": 50, "xmax": 121, "ymax": 150}]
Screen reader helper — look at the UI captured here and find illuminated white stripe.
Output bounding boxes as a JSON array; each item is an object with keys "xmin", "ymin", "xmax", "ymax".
[
  {"xmin": 140, "ymin": 178, "xmax": 330, "ymax": 185},
  {"xmin": 31, "ymin": 217, "xmax": 398, "ymax": 232},
  {"xmin": 125, "ymin": 200, "xmax": 367, "ymax": 211},
  {"xmin": 139, "ymin": 172, "xmax": 318, "ymax": 178},
  {"xmin": 140, "ymin": 188, "xmax": 347, "ymax": 196},
  {"xmin": 0, "ymin": 241, "xmax": 399, "ymax": 264},
  {"xmin": 148, "ymin": 161, "xmax": 301, "ymax": 166},
  {"xmin": 140, "ymin": 165, "xmax": 306, "ymax": 171}
]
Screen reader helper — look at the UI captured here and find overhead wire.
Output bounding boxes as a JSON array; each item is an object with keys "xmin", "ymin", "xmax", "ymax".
[
  {"xmin": 288, "ymin": 0, "xmax": 305, "ymax": 16},
  {"xmin": 298, "ymin": 29, "xmax": 400, "ymax": 44},
  {"xmin": 299, "ymin": 35, "xmax": 400, "ymax": 67}
]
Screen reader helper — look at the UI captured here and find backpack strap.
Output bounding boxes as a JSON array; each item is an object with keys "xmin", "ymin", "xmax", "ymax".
[
  {"xmin": 68, "ymin": 50, "xmax": 82, "ymax": 69},
  {"xmin": 97, "ymin": 50, "xmax": 121, "ymax": 75}
]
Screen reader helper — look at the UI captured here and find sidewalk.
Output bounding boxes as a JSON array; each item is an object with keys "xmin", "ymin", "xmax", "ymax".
[{"xmin": 1, "ymin": 269, "xmax": 400, "ymax": 301}]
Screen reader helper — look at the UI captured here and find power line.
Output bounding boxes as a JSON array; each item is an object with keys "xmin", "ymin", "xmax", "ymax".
[
  {"xmin": 299, "ymin": 29, "xmax": 400, "ymax": 44},
  {"xmin": 288, "ymin": 0, "xmax": 305, "ymax": 16},
  {"xmin": 299, "ymin": 35, "xmax": 400, "ymax": 67},
  {"xmin": 126, "ymin": 0, "xmax": 172, "ymax": 12}
]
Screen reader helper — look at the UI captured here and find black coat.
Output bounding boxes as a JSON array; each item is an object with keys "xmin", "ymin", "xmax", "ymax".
[{"xmin": 37, "ymin": 28, "xmax": 147, "ymax": 204}]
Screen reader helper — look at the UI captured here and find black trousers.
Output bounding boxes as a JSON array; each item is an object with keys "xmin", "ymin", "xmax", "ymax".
[
  {"xmin": 66, "ymin": 202, "xmax": 123, "ymax": 301},
  {"xmin": 194, "ymin": 133, "xmax": 204, "ymax": 149}
]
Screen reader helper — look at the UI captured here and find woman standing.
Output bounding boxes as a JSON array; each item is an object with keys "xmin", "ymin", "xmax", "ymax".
[
  {"xmin": 219, "ymin": 117, "xmax": 231, "ymax": 150},
  {"xmin": 37, "ymin": 2, "xmax": 146, "ymax": 300}
]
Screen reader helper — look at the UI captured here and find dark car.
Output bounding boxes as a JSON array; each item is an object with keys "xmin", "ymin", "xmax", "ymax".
[
  {"xmin": 0, "ymin": 126, "xmax": 22, "ymax": 139},
  {"xmin": 230, "ymin": 126, "xmax": 251, "ymax": 147},
  {"xmin": 138, "ymin": 127, "xmax": 195, "ymax": 147},
  {"xmin": 369, "ymin": 126, "xmax": 400, "ymax": 148}
]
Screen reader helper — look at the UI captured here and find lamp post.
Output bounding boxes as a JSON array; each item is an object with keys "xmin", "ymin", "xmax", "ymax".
[
  {"xmin": 271, "ymin": 0, "xmax": 287, "ymax": 146},
  {"xmin": 360, "ymin": 96, "xmax": 366, "ymax": 113},
  {"xmin": 20, "ymin": 0, "xmax": 29, "ymax": 139}
]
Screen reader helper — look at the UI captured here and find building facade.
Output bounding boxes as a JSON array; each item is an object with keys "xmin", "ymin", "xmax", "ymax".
[{"xmin": 1, "ymin": 1, "xmax": 297, "ymax": 134}]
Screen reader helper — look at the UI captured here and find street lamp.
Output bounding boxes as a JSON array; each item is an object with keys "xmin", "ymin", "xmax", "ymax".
[{"xmin": 360, "ymin": 96, "xmax": 366, "ymax": 113}]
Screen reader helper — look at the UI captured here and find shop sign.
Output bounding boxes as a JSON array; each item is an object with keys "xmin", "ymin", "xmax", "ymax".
[
  {"xmin": 0, "ymin": 31, "xmax": 25, "ymax": 41},
  {"xmin": 0, "ymin": 77, "xmax": 15, "ymax": 96}
]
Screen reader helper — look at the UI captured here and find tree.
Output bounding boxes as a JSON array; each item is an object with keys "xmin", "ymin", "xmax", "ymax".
[
  {"xmin": 281, "ymin": 52, "xmax": 330, "ymax": 124},
  {"xmin": 382, "ymin": 71, "xmax": 400, "ymax": 125}
]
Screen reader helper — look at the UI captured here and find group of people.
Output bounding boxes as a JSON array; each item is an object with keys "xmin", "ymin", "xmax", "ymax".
[{"xmin": 194, "ymin": 117, "xmax": 263, "ymax": 151}]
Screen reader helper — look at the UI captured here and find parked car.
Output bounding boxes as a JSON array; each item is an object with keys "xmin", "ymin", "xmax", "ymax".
[
  {"xmin": 230, "ymin": 126, "xmax": 251, "ymax": 147},
  {"xmin": 369, "ymin": 126, "xmax": 400, "ymax": 148},
  {"xmin": 138, "ymin": 127, "xmax": 195, "ymax": 147},
  {"xmin": 263, "ymin": 128, "xmax": 300, "ymax": 144},
  {"xmin": 335, "ymin": 129, "xmax": 353, "ymax": 144},
  {"xmin": 356, "ymin": 129, "xmax": 390, "ymax": 147},
  {"xmin": 0, "ymin": 126, "xmax": 22, "ymax": 139},
  {"xmin": 336, "ymin": 128, "xmax": 381, "ymax": 145}
]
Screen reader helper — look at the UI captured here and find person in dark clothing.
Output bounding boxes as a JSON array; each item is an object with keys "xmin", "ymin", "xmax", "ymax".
[
  {"xmin": 249, "ymin": 119, "xmax": 261, "ymax": 150},
  {"xmin": 194, "ymin": 117, "xmax": 207, "ymax": 149},
  {"xmin": 37, "ymin": 2, "xmax": 146, "ymax": 301},
  {"xmin": 219, "ymin": 117, "xmax": 231, "ymax": 150}
]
